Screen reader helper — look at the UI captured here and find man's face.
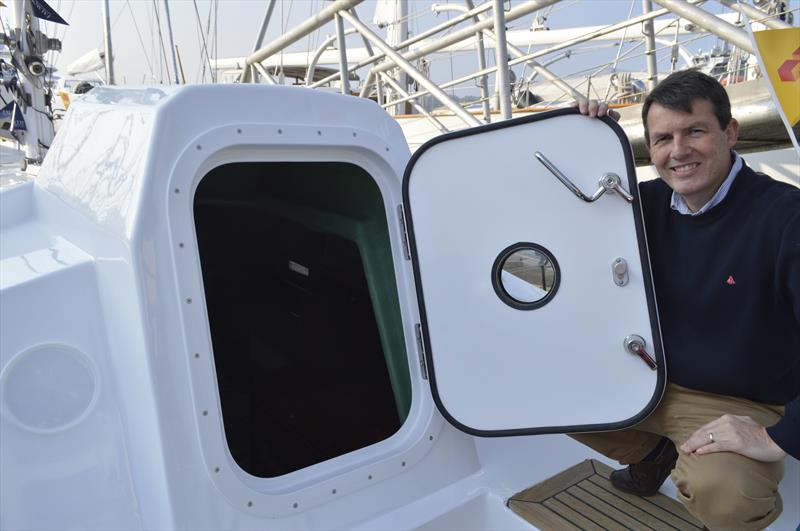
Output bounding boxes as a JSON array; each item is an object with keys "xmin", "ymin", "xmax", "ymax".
[{"xmin": 646, "ymin": 99, "xmax": 739, "ymax": 212}]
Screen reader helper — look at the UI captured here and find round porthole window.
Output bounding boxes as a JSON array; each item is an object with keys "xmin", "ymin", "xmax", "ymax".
[{"xmin": 492, "ymin": 243, "xmax": 560, "ymax": 310}]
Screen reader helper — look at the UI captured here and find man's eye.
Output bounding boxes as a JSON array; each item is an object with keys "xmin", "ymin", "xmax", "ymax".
[{"xmin": 690, "ymin": 128, "xmax": 705, "ymax": 136}]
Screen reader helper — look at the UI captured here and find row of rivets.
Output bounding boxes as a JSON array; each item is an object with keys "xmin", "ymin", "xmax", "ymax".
[{"xmin": 179, "ymin": 124, "xmax": 403, "ymax": 513}]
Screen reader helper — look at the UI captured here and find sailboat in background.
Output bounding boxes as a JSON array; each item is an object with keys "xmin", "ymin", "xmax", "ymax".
[{"xmin": 209, "ymin": 0, "xmax": 798, "ymax": 179}]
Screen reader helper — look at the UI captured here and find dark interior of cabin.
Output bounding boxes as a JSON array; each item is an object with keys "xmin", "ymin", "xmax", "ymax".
[{"xmin": 194, "ymin": 162, "xmax": 411, "ymax": 478}]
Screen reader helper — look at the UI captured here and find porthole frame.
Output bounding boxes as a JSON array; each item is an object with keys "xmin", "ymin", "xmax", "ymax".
[{"xmin": 491, "ymin": 242, "xmax": 561, "ymax": 310}]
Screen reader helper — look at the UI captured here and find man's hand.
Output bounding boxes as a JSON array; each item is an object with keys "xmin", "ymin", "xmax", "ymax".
[
  {"xmin": 680, "ymin": 414, "xmax": 787, "ymax": 462},
  {"xmin": 572, "ymin": 99, "xmax": 620, "ymax": 121}
]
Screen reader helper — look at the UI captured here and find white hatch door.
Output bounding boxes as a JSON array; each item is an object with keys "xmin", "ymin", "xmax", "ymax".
[{"xmin": 403, "ymin": 109, "xmax": 664, "ymax": 436}]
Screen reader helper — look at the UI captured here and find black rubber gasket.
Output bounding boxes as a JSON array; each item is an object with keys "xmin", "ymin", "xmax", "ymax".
[{"xmin": 491, "ymin": 242, "xmax": 560, "ymax": 310}]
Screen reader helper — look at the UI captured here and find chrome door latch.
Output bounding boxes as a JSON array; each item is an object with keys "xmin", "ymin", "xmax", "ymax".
[
  {"xmin": 624, "ymin": 334, "xmax": 657, "ymax": 370},
  {"xmin": 612, "ymin": 257, "xmax": 629, "ymax": 286},
  {"xmin": 534, "ymin": 151, "xmax": 634, "ymax": 204}
]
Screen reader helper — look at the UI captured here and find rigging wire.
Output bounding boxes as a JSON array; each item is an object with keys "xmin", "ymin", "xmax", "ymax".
[
  {"xmin": 603, "ymin": 0, "xmax": 637, "ymax": 100},
  {"xmin": 202, "ymin": 0, "xmax": 216, "ymax": 82},
  {"xmin": 214, "ymin": 0, "xmax": 219, "ymax": 82},
  {"xmin": 192, "ymin": 0, "xmax": 213, "ymax": 84},
  {"xmin": 151, "ymin": 0, "xmax": 171, "ymax": 83},
  {"xmin": 126, "ymin": 0, "xmax": 156, "ymax": 82},
  {"xmin": 197, "ymin": 0, "xmax": 215, "ymax": 83}
]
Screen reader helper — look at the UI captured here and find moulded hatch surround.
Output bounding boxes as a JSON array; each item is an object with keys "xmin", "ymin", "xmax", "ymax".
[{"xmin": 167, "ymin": 123, "xmax": 445, "ymax": 517}]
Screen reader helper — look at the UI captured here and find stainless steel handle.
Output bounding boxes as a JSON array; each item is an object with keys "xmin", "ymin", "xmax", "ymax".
[
  {"xmin": 535, "ymin": 151, "xmax": 633, "ymax": 204},
  {"xmin": 623, "ymin": 334, "xmax": 657, "ymax": 370}
]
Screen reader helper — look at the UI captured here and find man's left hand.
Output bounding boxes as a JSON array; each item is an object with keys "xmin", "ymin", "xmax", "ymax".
[{"xmin": 680, "ymin": 414, "xmax": 786, "ymax": 462}]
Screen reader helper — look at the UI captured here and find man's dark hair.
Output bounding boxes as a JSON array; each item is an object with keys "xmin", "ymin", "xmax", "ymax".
[{"xmin": 642, "ymin": 69, "xmax": 732, "ymax": 144}]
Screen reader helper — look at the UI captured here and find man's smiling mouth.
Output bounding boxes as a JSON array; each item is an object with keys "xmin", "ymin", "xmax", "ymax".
[{"xmin": 671, "ymin": 162, "xmax": 700, "ymax": 174}]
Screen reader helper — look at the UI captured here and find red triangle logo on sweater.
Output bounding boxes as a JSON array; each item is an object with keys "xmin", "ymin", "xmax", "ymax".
[{"xmin": 726, "ymin": 275, "xmax": 736, "ymax": 285}]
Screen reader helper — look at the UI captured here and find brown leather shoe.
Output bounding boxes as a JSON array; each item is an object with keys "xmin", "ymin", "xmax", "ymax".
[{"xmin": 610, "ymin": 439, "xmax": 678, "ymax": 496}]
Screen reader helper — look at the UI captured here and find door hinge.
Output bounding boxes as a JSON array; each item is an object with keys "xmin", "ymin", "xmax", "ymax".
[
  {"xmin": 415, "ymin": 323, "xmax": 428, "ymax": 380},
  {"xmin": 398, "ymin": 205, "xmax": 411, "ymax": 261}
]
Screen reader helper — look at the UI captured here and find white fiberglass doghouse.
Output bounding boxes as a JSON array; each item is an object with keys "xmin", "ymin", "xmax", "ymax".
[{"xmin": 0, "ymin": 85, "xmax": 795, "ymax": 530}]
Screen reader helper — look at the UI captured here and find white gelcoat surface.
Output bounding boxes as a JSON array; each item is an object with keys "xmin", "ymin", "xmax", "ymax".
[
  {"xmin": 0, "ymin": 221, "xmax": 142, "ymax": 530},
  {"xmin": 1, "ymin": 85, "xmax": 795, "ymax": 530}
]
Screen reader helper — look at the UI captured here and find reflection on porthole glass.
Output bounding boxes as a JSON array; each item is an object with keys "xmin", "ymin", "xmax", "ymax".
[{"xmin": 493, "ymin": 244, "xmax": 560, "ymax": 310}]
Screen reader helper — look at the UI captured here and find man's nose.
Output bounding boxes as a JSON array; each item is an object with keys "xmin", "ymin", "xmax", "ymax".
[{"xmin": 671, "ymin": 135, "xmax": 691, "ymax": 159}]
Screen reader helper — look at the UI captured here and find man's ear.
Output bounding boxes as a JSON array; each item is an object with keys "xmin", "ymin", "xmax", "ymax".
[{"xmin": 725, "ymin": 118, "xmax": 740, "ymax": 148}]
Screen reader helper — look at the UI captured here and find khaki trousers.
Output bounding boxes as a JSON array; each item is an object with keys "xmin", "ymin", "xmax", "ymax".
[{"xmin": 572, "ymin": 383, "xmax": 785, "ymax": 531}]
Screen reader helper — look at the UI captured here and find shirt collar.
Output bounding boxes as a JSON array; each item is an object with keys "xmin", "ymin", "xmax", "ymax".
[{"xmin": 670, "ymin": 152, "xmax": 742, "ymax": 216}]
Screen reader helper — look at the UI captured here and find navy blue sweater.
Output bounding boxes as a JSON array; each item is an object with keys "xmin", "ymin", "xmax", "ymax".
[{"xmin": 639, "ymin": 162, "xmax": 800, "ymax": 459}]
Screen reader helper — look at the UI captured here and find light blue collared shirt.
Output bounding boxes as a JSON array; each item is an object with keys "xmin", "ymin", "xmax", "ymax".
[{"xmin": 670, "ymin": 152, "xmax": 742, "ymax": 216}]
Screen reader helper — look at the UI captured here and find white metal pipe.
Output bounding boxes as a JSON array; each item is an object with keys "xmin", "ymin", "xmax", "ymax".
[
  {"xmin": 339, "ymin": 10, "xmax": 481, "ymax": 127},
  {"xmin": 462, "ymin": 1, "xmax": 492, "ymax": 123},
  {"xmin": 309, "ymin": 1, "xmax": 496, "ymax": 89},
  {"xmin": 386, "ymin": 2, "xmax": 722, "ymax": 110},
  {"xmin": 654, "ymin": 37, "xmax": 694, "ymax": 67},
  {"xmin": 384, "ymin": 0, "xmax": 705, "ymax": 107},
  {"xmin": 501, "ymin": 0, "xmax": 704, "ymax": 67},
  {"xmin": 306, "ymin": 34, "xmax": 339, "ymax": 87},
  {"xmin": 252, "ymin": 0, "xmax": 278, "ymax": 53},
  {"xmin": 506, "ymin": 42, "xmax": 585, "ymax": 101},
  {"xmin": 492, "ymin": 0, "xmax": 512, "ymax": 119},
  {"xmin": 245, "ymin": 0, "xmax": 364, "ymax": 72},
  {"xmin": 642, "ymin": 0, "xmax": 658, "ymax": 91},
  {"xmin": 306, "ymin": 29, "xmax": 357, "ymax": 87},
  {"xmin": 480, "ymin": 25, "xmax": 586, "ymax": 102},
  {"xmin": 651, "ymin": 0, "xmax": 754, "ymax": 52},
  {"xmin": 252, "ymin": 61, "xmax": 278, "ymax": 85},
  {"xmin": 102, "ymin": 0, "xmax": 115, "ymax": 85},
  {"xmin": 387, "ymin": 0, "xmax": 410, "ymax": 115},
  {"xmin": 162, "ymin": 0, "xmax": 181, "ymax": 84},
  {"xmin": 379, "ymin": 73, "xmax": 449, "ymax": 133},
  {"xmin": 370, "ymin": 0, "xmax": 563, "ymax": 76},
  {"xmin": 347, "ymin": 10, "xmax": 384, "ymax": 102},
  {"xmin": 715, "ymin": 0, "xmax": 792, "ymax": 29},
  {"xmin": 335, "ymin": 14, "xmax": 350, "ymax": 94},
  {"xmin": 243, "ymin": 0, "xmax": 277, "ymax": 83},
  {"xmin": 444, "ymin": 2, "xmax": 584, "ymax": 104}
]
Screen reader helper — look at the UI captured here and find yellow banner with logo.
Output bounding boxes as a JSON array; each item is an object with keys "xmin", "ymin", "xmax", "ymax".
[{"xmin": 753, "ymin": 27, "xmax": 800, "ymax": 126}]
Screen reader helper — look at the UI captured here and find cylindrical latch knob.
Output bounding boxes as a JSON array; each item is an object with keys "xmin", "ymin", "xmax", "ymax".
[{"xmin": 612, "ymin": 258, "xmax": 629, "ymax": 286}]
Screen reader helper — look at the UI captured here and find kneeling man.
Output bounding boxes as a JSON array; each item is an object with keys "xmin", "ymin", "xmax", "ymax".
[{"xmin": 575, "ymin": 69, "xmax": 799, "ymax": 530}]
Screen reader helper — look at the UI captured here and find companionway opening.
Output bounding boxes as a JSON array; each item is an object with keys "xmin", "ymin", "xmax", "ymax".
[{"xmin": 194, "ymin": 162, "xmax": 410, "ymax": 478}]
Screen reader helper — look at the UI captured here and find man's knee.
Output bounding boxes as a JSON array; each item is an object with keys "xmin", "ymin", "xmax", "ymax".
[
  {"xmin": 673, "ymin": 454, "xmax": 783, "ymax": 530},
  {"xmin": 569, "ymin": 430, "xmax": 661, "ymax": 465}
]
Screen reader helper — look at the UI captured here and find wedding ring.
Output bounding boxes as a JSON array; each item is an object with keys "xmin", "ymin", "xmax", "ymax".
[{"xmin": 707, "ymin": 432, "xmax": 714, "ymax": 444}]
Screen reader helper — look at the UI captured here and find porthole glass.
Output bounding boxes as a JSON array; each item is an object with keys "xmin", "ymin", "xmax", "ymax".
[{"xmin": 492, "ymin": 243, "xmax": 560, "ymax": 310}]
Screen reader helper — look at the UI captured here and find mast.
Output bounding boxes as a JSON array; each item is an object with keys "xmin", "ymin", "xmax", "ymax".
[
  {"xmin": 162, "ymin": 0, "xmax": 181, "ymax": 84},
  {"xmin": 8, "ymin": 0, "xmax": 56, "ymax": 163},
  {"xmin": 102, "ymin": 0, "xmax": 115, "ymax": 84}
]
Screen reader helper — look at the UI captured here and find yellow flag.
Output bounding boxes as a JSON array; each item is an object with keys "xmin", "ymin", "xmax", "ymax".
[{"xmin": 753, "ymin": 28, "xmax": 800, "ymax": 126}]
